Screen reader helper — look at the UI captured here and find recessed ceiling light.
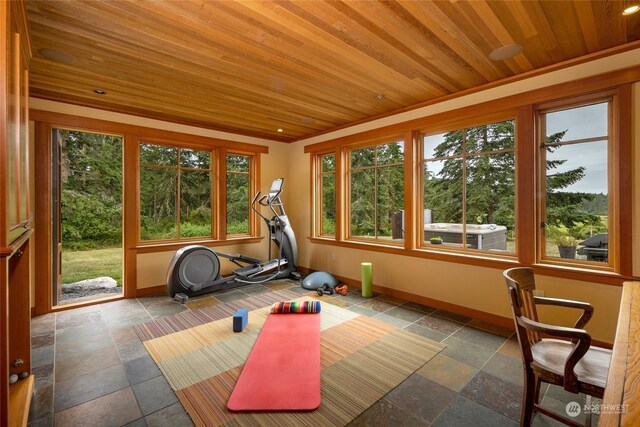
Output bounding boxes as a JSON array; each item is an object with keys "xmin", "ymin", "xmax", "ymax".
[
  {"xmin": 376, "ymin": 93, "xmax": 385, "ymax": 100},
  {"xmin": 622, "ymin": 4, "xmax": 640, "ymax": 15},
  {"xmin": 277, "ymin": 128, "xmax": 284, "ymax": 133},
  {"xmin": 489, "ymin": 44, "xmax": 524, "ymax": 61},
  {"xmin": 37, "ymin": 48, "xmax": 77, "ymax": 65},
  {"xmin": 94, "ymin": 89, "xmax": 106, "ymax": 95}
]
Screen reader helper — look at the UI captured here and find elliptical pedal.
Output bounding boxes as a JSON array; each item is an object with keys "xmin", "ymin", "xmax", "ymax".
[
  {"xmin": 233, "ymin": 264, "xmax": 263, "ymax": 278},
  {"xmin": 234, "ymin": 259, "xmax": 288, "ymax": 278}
]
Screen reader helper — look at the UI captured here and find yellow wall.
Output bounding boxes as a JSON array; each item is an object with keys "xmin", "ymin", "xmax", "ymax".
[{"xmin": 30, "ymin": 47, "xmax": 639, "ymax": 342}]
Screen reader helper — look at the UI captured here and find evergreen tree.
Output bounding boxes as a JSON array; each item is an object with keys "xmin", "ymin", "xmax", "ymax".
[
  {"xmin": 424, "ymin": 122, "xmax": 598, "ymax": 234},
  {"xmin": 226, "ymin": 154, "xmax": 250, "ymax": 234},
  {"xmin": 60, "ymin": 130, "xmax": 123, "ymax": 249},
  {"xmin": 321, "ymin": 154, "xmax": 336, "ymax": 234},
  {"xmin": 544, "ymin": 131, "xmax": 600, "ymax": 229},
  {"xmin": 425, "ymin": 123, "xmax": 514, "ymax": 228},
  {"xmin": 350, "ymin": 142, "xmax": 404, "ymax": 237}
]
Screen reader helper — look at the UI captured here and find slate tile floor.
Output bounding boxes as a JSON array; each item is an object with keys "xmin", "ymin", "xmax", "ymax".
[{"xmin": 27, "ymin": 280, "xmax": 599, "ymax": 426}]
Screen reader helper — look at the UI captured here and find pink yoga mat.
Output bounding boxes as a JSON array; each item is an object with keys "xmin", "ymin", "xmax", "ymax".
[{"xmin": 227, "ymin": 312, "xmax": 321, "ymax": 411}]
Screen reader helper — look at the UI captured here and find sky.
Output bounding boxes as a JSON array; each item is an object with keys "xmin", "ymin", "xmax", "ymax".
[
  {"xmin": 422, "ymin": 101, "xmax": 609, "ymax": 194},
  {"xmin": 545, "ymin": 102, "xmax": 608, "ymax": 194}
]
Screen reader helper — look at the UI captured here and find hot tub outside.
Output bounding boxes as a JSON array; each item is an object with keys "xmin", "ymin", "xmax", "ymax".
[{"xmin": 424, "ymin": 223, "xmax": 508, "ymax": 250}]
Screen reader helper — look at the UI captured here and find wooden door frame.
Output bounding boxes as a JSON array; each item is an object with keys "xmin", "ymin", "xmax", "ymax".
[
  {"xmin": 33, "ymin": 121, "xmax": 54, "ymax": 315},
  {"xmin": 33, "ymin": 121, "xmax": 131, "ymax": 315}
]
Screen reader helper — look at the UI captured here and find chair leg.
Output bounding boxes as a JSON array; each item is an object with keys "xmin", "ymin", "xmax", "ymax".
[
  {"xmin": 534, "ymin": 377, "xmax": 542, "ymax": 404},
  {"xmin": 521, "ymin": 369, "xmax": 537, "ymax": 427}
]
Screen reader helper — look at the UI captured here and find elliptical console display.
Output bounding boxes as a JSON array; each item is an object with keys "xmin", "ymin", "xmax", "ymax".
[{"xmin": 166, "ymin": 178, "xmax": 299, "ymax": 297}]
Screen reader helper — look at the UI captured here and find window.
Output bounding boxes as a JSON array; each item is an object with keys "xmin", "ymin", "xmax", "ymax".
[
  {"xmin": 139, "ymin": 143, "xmax": 212, "ymax": 241},
  {"xmin": 226, "ymin": 154, "xmax": 251, "ymax": 235},
  {"xmin": 422, "ymin": 120, "xmax": 516, "ymax": 253},
  {"xmin": 349, "ymin": 140, "xmax": 404, "ymax": 241},
  {"xmin": 307, "ymin": 81, "xmax": 630, "ymax": 280},
  {"xmin": 319, "ymin": 153, "xmax": 336, "ymax": 236},
  {"xmin": 539, "ymin": 99, "xmax": 611, "ymax": 266}
]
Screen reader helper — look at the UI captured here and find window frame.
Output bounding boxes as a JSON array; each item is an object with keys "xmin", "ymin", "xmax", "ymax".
[
  {"xmin": 345, "ymin": 135, "xmax": 406, "ymax": 246},
  {"xmin": 418, "ymin": 114, "xmax": 518, "ymax": 257},
  {"xmin": 224, "ymin": 150, "xmax": 257, "ymax": 238},
  {"xmin": 314, "ymin": 151, "xmax": 337, "ymax": 238},
  {"xmin": 138, "ymin": 141, "xmax": 214, "ymax": 242},
  {"xmin": 306, "ymin": 81, "xmax": 633, "ymax": 284},
  {"xmin": 136, "ymin": 139, "xmax": 262, "ymax": 247},
  {"xmin": 535, "ymin": 91, "xmax": 618, "ymax": 272}
]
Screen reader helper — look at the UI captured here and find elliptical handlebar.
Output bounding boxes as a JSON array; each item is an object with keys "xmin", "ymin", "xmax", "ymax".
[{"xmin": 251, "ymin": 178, "xmax": 286, "ymax": 223}]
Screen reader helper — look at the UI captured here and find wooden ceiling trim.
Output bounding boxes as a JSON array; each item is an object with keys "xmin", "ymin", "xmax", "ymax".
[
  {"xmin": 31, "ymin": 94, "xmax": 294, "ymax": 143},
  {"xmin": 28, "ymin": 85, "xmax": 324, "ymax": 140}
]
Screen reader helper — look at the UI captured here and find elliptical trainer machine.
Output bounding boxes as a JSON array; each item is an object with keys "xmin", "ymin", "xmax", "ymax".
[{"xmin": 166, "ymin": 178, "xmax": 300, "ymax": 297}]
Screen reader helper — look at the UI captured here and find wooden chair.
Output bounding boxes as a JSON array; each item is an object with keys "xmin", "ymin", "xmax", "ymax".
[{"xmin": 503, "ymin": 267, "xmax": 611, "ymax": 427}]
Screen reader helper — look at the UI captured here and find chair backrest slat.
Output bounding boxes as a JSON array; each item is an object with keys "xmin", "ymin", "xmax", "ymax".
[{"xmin": 504, "ymin": 267, "xmax": 541, "ymax": 359}]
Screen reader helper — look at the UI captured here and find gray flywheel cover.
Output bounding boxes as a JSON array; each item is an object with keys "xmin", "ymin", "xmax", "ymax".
[{"xmin": 178, "ymin": 248, "xmax": 220, "ymax": 288}]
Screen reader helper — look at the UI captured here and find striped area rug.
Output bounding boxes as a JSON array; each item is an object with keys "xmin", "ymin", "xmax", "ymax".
[{"xmin": 133, "ymin": 289, "xmax": 444, "ymax": 426}]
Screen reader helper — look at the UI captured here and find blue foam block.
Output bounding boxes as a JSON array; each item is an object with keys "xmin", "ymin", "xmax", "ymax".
[{"xmin": 233, "ymin": 309, "xmax": 248, "ymax": 332}]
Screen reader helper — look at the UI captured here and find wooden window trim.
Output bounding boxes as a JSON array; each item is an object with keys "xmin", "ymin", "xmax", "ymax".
[
  {"xmin": 307, "ymin": 236, "xmax": 632, "ymax": 285},
  {"xmin": 313, "ymin": 152, "xmax": 337, "ymax": 238},
  {"xmin": 417, "ymin": 114, "xmax": 518, "ymax": 257},
  {"xmin": 224, "ymin": 151, "xmax": 256, "ymax": 238},
  {"xmin": 345, "ymin": 136, "xmax": 405, "ymax": 245},
  {"xmin": 32, "ymin": 111, "xmax": 268, "ymax": 314},
  {"xmin": 136, "ymin": 142, "xmax": 263, "ymax": 246},
  {"xmin": 534, "ymin": 89, "xmax": 627, "ymax": 274},
  {"xmin": 307, "ymin": 82, "xmax": 634, "ymax": 285},
  {"xmin": 137, "ymin": 141, "xmax": 215, "ymax": 244}
]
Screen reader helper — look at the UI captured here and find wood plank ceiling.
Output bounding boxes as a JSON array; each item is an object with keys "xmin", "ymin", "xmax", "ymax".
[{"xmin": 25, "ymin": 0, "xmax": 640, "ymax": 141}]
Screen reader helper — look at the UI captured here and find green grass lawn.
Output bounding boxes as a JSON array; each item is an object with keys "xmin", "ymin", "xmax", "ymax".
[{"xmin": 62, "ymin": 247, "xmax": 122, "ymax": 285}]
